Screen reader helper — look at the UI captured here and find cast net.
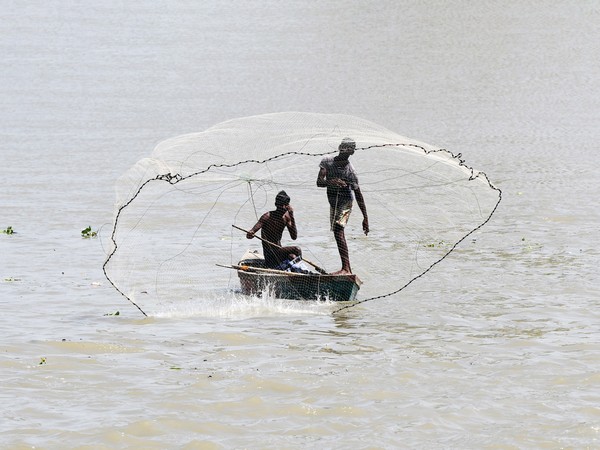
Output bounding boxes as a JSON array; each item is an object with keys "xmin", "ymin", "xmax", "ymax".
[{"xmin": 103, "ymin": 112, "xmax": 501, "ymax": 316}]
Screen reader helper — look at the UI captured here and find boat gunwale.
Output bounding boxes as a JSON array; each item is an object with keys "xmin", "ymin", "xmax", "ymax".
[{"xmin": 237, "ymin": 269, "xmax": 362, "ymax": 286}]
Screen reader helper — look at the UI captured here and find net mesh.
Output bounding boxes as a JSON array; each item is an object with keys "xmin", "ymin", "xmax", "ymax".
[{"xmin": 103, "ymin": 112, "xmax": 501, "ymax": 316}]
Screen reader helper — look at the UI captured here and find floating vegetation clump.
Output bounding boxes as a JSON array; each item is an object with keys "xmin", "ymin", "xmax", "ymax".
[
  {"xmin": 81, "ymin": 226, "xmax": 98, "ymax": 239},
  {"xmin": 2, "ymin": 226, "xmax": 15, "ymax": 235}
]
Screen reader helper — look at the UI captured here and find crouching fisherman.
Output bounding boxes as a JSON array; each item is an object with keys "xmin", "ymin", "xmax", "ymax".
[{"xmin": 246, "ymin": 190, "xmax": 302, "ymax": 269}]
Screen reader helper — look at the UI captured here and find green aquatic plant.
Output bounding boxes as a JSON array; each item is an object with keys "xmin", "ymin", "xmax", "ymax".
[
  {"xmin": 103, "ymin": 311, "xmax": 120, "ymax": 316},
  {"xmin": 81, "ymin": 226, "xmax": 98, "ymax": 238},
  {"xmin": 39, "ymin": 357, "xmax": 47, "ymax": 365},
  {"xmin": 2, "ymin": 226, "xmax": 14, "ymax": 235}
]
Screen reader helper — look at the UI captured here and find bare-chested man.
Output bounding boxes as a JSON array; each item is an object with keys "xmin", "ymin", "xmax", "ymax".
[
  {"xmin": 317, "ymin": 138, "xmax": 369, "ymax": 274},
  {"xmin": 246, "ymin": 190, "xmax": 302, "ymax": 269}
]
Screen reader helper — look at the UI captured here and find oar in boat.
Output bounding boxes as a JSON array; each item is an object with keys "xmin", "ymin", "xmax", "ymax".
[
  {"xmin": 216, "ymin": 263, "xmax": 308, "ymax": 276},
  {"xmin": 231, "ymin": 224, "xmax": 328, "ymax": 274}
]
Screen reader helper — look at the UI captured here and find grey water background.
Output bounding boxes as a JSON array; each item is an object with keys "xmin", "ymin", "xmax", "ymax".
[{"xmin": 1, "ymin": 1, "xmax": 599, "ymax": 448}]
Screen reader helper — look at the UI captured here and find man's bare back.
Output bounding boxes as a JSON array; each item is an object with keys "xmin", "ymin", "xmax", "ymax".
[{"xmin": 246, "ymin": 191, "xmax": 301, "ymax": 268}]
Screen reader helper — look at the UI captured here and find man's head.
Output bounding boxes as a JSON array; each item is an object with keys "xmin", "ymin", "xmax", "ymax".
[
  {"xmin": 338, "ymin": 137, "xmax": 356, "ymax": 156},
  {"xmin": 275, "ymin": 190, "xmax": 290, "ymax": 208}
]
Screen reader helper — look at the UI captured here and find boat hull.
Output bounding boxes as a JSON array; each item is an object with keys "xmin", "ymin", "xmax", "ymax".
[
  {"xmin": 236, "ymin": 250, "xmax": 361, "ymax": 301},
  {"xmin": 237, "ymin": 270, "xmax": 361, "ymax": 301}
]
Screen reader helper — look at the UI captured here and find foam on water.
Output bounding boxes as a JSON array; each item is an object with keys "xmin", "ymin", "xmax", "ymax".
[{"xmin": 152, "ymin": 289, "xmax": 338, "ymax": 319}]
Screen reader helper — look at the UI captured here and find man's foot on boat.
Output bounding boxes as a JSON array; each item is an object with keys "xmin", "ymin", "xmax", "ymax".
[{"xmin": 330, "ymin": 269, "xmax": 352, "ymax": 275}]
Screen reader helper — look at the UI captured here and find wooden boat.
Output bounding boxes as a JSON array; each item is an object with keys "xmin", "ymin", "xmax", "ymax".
[{"xmin": 229, "ymin": 250, "xmax": 362, "ymax": 301}]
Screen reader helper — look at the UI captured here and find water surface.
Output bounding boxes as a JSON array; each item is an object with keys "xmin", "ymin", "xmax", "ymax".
[{"xmin": 1, "ymin": 1, "xmax": 599, "ymax": 448}]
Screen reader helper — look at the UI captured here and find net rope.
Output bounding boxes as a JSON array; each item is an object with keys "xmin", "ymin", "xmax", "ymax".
[{"xmin": 103, "ymin": 112, "xmax": 501, "ymax": 316}]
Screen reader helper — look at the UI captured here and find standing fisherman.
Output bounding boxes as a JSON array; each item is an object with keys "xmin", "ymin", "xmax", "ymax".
[{"xmin": 317, "ymin": 138, "xmax": 369, "ymax": 275}]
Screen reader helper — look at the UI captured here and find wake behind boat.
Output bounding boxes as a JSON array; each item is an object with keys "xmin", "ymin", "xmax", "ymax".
[{"xmin": 220, "ymin": 249, "xmax": 362, "ymax": 301}]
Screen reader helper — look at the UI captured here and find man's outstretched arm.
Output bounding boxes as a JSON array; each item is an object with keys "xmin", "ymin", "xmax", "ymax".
[
  {"xmin": 246, "ymin": 212, "xmax": 268, "ymax": 238},
  {"xmin": 354, "ymin": 187, "xmax": 369, "ymax": 235}
]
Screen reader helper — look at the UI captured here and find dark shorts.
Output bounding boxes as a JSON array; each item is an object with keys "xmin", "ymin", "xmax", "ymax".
[{"xmin": 263, "ymin": 244, "xmax": 301, "ymax": 269}]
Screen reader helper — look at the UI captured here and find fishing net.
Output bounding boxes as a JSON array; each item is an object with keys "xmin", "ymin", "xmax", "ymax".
[{"xmin": 103, "ymin": 112, "xmax": 501, "ymax": 316}]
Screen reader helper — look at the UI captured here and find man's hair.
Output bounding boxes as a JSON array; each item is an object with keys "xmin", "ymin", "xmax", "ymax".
[
  {"xmin": 339, "ymin": 137, "xmax": 356, "ymax": 151},
  {"xmin": 275, "ymin": 190, "xmax": 290, "ymax": 207}
]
